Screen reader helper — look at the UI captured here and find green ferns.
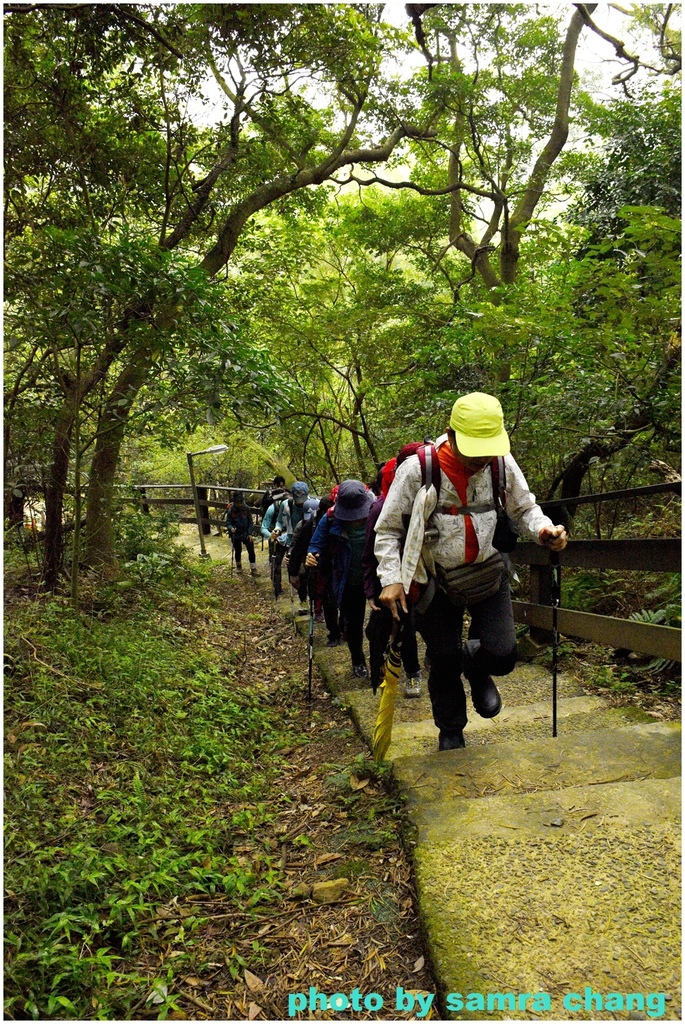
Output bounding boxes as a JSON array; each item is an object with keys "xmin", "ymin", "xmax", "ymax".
[{"xmin": 4, "ymin": 579, "xmax": 288, "ymax": 1020}]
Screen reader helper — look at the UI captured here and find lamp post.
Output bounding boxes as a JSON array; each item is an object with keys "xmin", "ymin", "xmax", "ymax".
[{"xmin": 186, "ymin": 444, "xmax": 229, "ymax": 558}]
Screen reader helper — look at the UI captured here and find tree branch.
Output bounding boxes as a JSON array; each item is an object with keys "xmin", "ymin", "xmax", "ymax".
[
  {"xmin": 331, "ymin": 170, "xmax": 495, "ymax": 201},
  {"xmin": 574, "ymin": 3, "xmax": 667, "ymax": 82},
  {"xmin": 114, "ymin": 6, "xmax": 184, "ymax": 60},
  {"xmin": 201, "ymin": 122, "xmax": 433, "ymax": 277}
]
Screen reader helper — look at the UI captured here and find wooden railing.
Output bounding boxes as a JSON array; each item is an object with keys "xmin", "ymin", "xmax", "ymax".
[
  {"xmin": 513, "ymin": 482, "xmax": 681, "ymax": 661},
  {"xmin": 127, "ymin": 484, "xmax": 266, "ymax": 533},
  {"xmin": 125, "ymin": 480, "xmax": 681, "ymax": 661}
]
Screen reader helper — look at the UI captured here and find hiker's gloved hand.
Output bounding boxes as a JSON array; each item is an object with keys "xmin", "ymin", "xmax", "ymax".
[
  {"xmin": 380, "ymin": 583, "xmax": 408, "ymax": 620},
  {"xmin": 305, "ymin": 552, "xmax": 319, "ymax": 569},
  {"xmin": 270, "ymin": 529, "xmax": 281, "ymax": 542},
  {"xmin": 539, "ymin": 525, "xmax": 568, "ymax": 551}
]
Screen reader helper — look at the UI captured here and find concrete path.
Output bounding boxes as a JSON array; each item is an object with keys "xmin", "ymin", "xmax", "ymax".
[{"xmin": 178, "ymin": 531, "xmax": 681, "ymax": 1021}]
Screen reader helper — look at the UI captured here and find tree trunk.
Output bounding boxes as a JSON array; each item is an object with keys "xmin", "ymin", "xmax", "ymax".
[
  {"xmin": 83, "ymin": 357, "xmax": 151, "ymax": 570},
  {"xmin": 80, "ymin": 124, "xmax": 422, "ymax": 568},
  {"xmin": 502, "ymin": 6, "xmax": 593, "ymax": 285},
  {"xmin": 43, "ymin": 404, "xmax": 75, "ymax": 591}
]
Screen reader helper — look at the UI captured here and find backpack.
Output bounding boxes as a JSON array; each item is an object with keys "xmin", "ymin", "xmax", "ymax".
[
  {"xmin": 417, "ymin": 445, "xmax": 517, "ymax": 552},
  {"xmin": 417, "ymin": 443, "xmax": 441, "ymax": 499}
]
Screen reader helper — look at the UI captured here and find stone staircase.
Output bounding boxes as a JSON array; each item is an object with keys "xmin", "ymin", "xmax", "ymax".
[
  {"xmin": 181, "ymin": 535, "xmax": 681, "ymax": 1020},
  {"xmin": 335, "ymin": 657, "xmax": 681, "ymax": 1020}
]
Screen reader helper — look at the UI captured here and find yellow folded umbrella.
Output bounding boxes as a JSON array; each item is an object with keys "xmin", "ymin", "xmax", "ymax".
[{"xmin": 372, "ymin": 633, "xmax": 403, "ymax": 762}]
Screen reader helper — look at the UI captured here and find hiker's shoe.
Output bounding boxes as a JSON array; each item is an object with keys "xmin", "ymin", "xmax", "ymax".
[
  {"xmin": 463, "ymin": 642, "xmax": 502, "ymax": 718},
  {"xmin": 352, "ymin": 663, "xmax": 369, "ymax": 680},
  {"xmin": 297, "ymin": 607, "xmax": 309, "ymax": 616},
  {"xmin": 326, "ymin": 637, "xmax": 341, "ymax": 648},
  {"xmin": 438, "ymin": 730, "xmax": 465, "ymax": 751},
  {"xmin": 235, "ymin": 562, "xmax": 243, "ymax": 573},
  {"xmin": 314, "ymin": 611, "xmax": 325, "ymax": 623},
  {"xmin": 403, "ymin": 673, "xmax": 422, "ymax": 699},
  {"xmin": 250, "ymin": 565, "xmax": 259, "ymax": 577},
  {"xmin": 469, "ymin": 676, "xmax": 502, "ymax": 718}
]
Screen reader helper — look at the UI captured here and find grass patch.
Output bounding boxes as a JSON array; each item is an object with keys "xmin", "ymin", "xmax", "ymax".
[{"xmin": 4, "ymin": 564, "xmax": 293, "ymax": 1020}]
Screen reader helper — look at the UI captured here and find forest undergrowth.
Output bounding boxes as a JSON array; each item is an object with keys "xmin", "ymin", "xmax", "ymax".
[
  {"xmin": 4, "ymin": 512, "xmax": 680, "ymax": 1020},
  {"xmin": 4, "ymin": 545, "xmax": 435, "ymax": 1021}
]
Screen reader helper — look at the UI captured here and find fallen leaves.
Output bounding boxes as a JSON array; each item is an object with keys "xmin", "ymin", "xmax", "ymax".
[
  {"xmin": 314, "ymin": 852, "xmax": 344, "ymax": 867},
  {"xmin": 112, "ymin": 559, "xmax": 435, "ymax": 1019},
  {"xmin": 243, "ymin": 969, "xmax": 264, "ymax": 994}
]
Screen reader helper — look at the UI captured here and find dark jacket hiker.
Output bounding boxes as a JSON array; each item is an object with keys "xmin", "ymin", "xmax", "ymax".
[
  {"xmin": 307, "ymin": 480, "xmax": 374, "ymax": 680},
  {"xmin": 226, "ymin": 492, "xmax": 258, "ymax": 576}
]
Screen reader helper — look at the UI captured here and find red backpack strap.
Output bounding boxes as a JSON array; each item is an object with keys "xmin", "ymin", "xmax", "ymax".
[
  {"xmin": 491, "ymin": 457, "xmax": 506, "ymax": 506},
  {"xmin": 417, "ymin": 444, "xmax": 441, "ymax": 502}
]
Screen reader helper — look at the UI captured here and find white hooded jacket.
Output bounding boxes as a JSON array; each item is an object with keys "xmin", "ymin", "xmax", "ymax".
[{"xmin": 374, "ymin": 434, "xmax": 556, "ymax": 591}]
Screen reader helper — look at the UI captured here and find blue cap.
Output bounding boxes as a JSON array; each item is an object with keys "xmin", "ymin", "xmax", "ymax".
[{"xmin": 291, "ymin": 481, "xmax": 309, "ymax": 499}]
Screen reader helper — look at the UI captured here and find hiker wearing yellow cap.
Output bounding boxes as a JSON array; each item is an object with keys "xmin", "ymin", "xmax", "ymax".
[{"xmin": 374, "ymin": 392, "xmax": 567, "ymax": 752}]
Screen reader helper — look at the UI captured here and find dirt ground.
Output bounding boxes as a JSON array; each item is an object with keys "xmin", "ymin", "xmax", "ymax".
[{"xmin": 168, "ymin": 529, "xmax": 437, "ymax": 1021}]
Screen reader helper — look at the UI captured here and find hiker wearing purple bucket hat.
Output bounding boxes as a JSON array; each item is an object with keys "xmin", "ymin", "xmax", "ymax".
[
  {"xmin": 306, "ymin": 480, "xmax": 375, "ymax": 680},
  {"xmin": 374, "ymin": 392, "xmax": 567, "ymax": 752}
]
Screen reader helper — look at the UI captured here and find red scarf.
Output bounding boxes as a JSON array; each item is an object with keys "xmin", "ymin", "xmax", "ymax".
[{"xmin": 437, "ymin": 441, "xmax": 479, "ymax": 563}]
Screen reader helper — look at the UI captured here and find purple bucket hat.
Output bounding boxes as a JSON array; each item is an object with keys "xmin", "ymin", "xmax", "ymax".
[{"xmin": 334, "ymin": 480, "xmax": 374, "ymax": 521}]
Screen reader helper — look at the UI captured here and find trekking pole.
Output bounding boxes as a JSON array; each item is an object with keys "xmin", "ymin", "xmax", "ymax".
[
  {"xmin": 230, "ymin": 535, "xmax": 234, "ymax": 577},
  {"xmin": 551, "ymin": 551, "xmax": 561, "ymax": 737},
  {"xmin": 307, "ymin": 568, "xmax": 316, "ymax": 703}
]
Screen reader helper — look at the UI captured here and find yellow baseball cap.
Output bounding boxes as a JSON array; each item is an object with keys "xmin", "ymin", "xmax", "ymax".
[{"xmin": 449, "ymin": 392, "xmax": 510, "ymax": 457}]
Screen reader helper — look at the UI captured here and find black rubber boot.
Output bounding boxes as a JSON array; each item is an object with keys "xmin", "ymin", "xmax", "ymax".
[
  {"xmin": 438, "ymin": 730, "xmax": 466, "ymax": 751},
  {"xmin": 463, "ymin": 640, "xmax": 502, "ymax": 719}
]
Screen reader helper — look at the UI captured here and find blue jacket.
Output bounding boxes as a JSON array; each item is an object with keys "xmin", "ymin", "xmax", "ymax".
[
  {"xmin": 308, "ymin": 514, "xmax": 353, "ymax": 607},
  {"xmin": 276, "ymin": 497, "xmax": 319, "ymax": 545},
  {"xmin": 260, "ymin": 500, "xmax": 287, "ymax": 544}
]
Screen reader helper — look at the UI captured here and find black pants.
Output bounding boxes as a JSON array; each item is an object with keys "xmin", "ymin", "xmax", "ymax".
[
  {"xmin": 232, "ymin": 536, "xmax": 255, "ymax": 565},
  {"xmin": 415, "ymin": 576, "xmax": 517, "ymax": 735},
  {"xmin": 322, "ymin": 582, "xmax": 340, "ymax": 641},
  {"xmin": 339, "ymin": 582, "xmax": 366, "ymax": 667},
  {"xmin": 270, "ymin": 543, "xmax": 288, "ymax": 596},
  {"xmin": 309, "ymin": 569, "xmax": 340, "ymax": 640},
  {"xmin": 366, "ymin": 606, "xmax": 420, "ymax": 691}
]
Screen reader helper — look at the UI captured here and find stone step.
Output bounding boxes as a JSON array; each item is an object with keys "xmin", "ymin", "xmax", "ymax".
[
  {"xmin": 385, "ymin": 700, "xmax": 654, "ymax": 757},
  {"xmin": 411, "ymin": 775, "xmax": 681, "ymax": 843},
  {"xmin": 393, "ymin": 722, "xmax": 681, "ymax": 805},
  {"xmin": 493, "ymin": 660, "xmax": 587, "ymax": 706},
  {"xmin": 416, "ymin": 816, "xmax": 681, "ymax": 1019},
  {"xmin": 342, "ymin": 682, "xmax": 653, "ymax": 756}
]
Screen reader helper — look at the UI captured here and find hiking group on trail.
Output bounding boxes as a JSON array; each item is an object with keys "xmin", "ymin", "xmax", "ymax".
[{"xmin": 228, "ymin": 392, "xmax": 568, "ymax": 753}]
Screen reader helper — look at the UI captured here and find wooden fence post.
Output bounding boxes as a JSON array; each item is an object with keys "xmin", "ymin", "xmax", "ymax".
[{"xmin": 197, "ymin": 487, "xmax": 211, "ymax": 535}]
